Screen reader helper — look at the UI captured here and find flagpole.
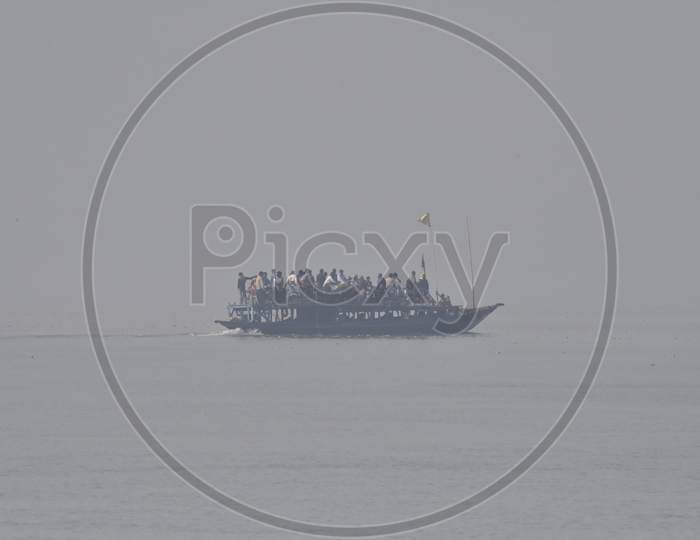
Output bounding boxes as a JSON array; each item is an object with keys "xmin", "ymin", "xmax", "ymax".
[
  {"xmin": 430, "ymin": 223, "xmax": 438, "ymax": 298},
  {"xmin": 417, "ymin": 212, "xmax": 438, "ymax": 302}
]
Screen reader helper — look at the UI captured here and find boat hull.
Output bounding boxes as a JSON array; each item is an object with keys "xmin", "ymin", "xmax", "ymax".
[{"xmin": 215, "ymin": 303, "xmax": 502, "ymax": 336}]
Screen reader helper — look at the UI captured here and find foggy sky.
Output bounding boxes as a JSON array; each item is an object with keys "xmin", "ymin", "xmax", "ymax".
[{"xmin": 1, "ymin": 1, "xmax": 698, "ymax": 335}]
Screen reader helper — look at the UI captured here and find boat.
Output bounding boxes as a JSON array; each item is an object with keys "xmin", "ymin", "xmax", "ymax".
[{"xmin": 215, "ymin": 292, "xmax": 503, "ymax": 336}]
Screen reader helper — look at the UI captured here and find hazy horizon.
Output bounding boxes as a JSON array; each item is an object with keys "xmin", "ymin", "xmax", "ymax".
[{"xmin": 3, "ymin": 2, "xmax": 698, "ymax": 337}]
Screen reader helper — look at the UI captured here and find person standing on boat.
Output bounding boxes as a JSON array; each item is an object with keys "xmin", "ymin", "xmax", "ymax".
[
  {"xmin": 274, "ymin": 270, "xmax": 287, "ymax": 305},
  {"xmin": 388, "ymin": 273, "xmax": 402, "ymax": 298},
  {"xmin": 247, "ymin": 278, "xmax": 257, "ymax": 307},
  {"xmin": 316, "ymin": 268, "xmax": 326, "ymax": 288},
  {"xmin": 299, "ymin": 269, "xmax": 313, "ymax": 294},
  {"xmin": 254, "ymin": 271, "xmax": 269, "ymax": 304},
  {"xmin": 254, "ymin": 271, "xmax": 265, "ymax": 290},
  {"xmin": 417, "ymin": 272, "xmax": 431, "ymax": 303},
  {"xmin": 323, "ymin": 271, "xmax": 337, "ymax": 290},
  {"xmin": 406, "ymin": 270, "xmax": 420, "ymax": 303},
  {"xmin": 369, "ymin": 273, "xmax": 386, "ymax": 303},
  {"xmin": 237, "ymin": 272, "xmax": 255, "ymax": 304}
]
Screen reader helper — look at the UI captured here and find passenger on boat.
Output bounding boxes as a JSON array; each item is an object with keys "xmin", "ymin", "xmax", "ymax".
[
  {"xmin": 237, "ymin": 272, "xmax": 255, "ymax": 304},
  {"xmin": 416, "ymin": 272, "xmax": 434, "ymax": 304},
  {"xmin": 254, "ymin": 271, "xmax": 264, "ymax": 290},
  {"xmin": 387, "ymin": 272, "xmax": 404, "ymax": 298},
  {"xmin": 284, "ymin": 270, "xmax": 300, "ymax": 298},
  {"xmin": 384, "ymin": 273, "xmax": 394, "ymax": 288},
  {"xmin": 417, "ymin": 272, "xmax": 429, "ymax": 295},
  {"xmin": 272, "ymin": 270, "xmax": 282, "ymax": 287},
  {"xmin": 437, "ymin": 293, "xmax": 452, "ymax": 306},
  {"xmin": 274, "ymin": 271, "xmax": 287, "ymax": 306},
  {"xmin": 300, "ymin": 269, "xmax": 314, "ymax": 296},
  {"xmin": 247, "ymin": 279, "xmax": 257, "ymax": 305},
  {"xmin": 316, "ymin": 269, "xmax": 326, "ymax": 287},
  {"xmin": 406, "ymin": 271, "xmax": 421, "ymax": 303},
  {"xmin": 367, "ymin": 273, "xmax": 386, "ymax": 303},
  {"xmin": 323, "ymin": 272, "xmax": 337, "ymax": 290}
]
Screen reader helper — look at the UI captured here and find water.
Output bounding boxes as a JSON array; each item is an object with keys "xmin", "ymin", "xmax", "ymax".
[{"xmin": 1, "ymin": 319, "xmax": 698, "ymax": 539}]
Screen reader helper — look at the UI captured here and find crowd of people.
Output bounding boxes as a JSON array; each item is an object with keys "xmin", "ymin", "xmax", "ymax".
[{"xmin": 236, "ymin": 267, "xmax": 451, "ymax": 306}]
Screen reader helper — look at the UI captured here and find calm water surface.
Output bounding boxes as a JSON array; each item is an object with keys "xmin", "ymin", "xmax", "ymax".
[{"xmin": 2, "ymin": 319, "xmax": 698, "ymax": 539}]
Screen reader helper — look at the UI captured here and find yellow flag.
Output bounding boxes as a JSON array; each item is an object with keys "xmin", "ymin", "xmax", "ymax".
[{"xmin": 417, "ymin": 212, "xmax": 431, "ymax": 227}]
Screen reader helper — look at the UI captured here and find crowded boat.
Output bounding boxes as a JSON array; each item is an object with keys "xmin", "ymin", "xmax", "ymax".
[{"xmin": 235, "ymin": 266, "xmax": 454, "ymax": 308}]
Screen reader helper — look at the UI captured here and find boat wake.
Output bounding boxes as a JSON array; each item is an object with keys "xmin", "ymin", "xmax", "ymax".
[{"xmin": 194, "ymin": 328, "xmax": 263, "ymax": 337}]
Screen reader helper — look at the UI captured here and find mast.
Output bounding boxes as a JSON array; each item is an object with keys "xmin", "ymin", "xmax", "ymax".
[{"xmin": 466, "ymin": 215, "xmax": 476, "ymax": 309}]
